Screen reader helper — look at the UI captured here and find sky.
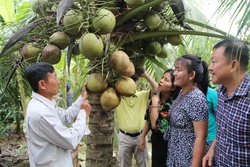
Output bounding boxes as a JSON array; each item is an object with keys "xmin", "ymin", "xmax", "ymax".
[{"xmin": 198, "ymin": 0, "xmax": 239, "ymax": 36}]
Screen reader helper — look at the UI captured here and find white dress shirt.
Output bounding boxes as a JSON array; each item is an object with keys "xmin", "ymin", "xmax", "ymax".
[{"xmin": 26, "ymin": 92, "xmax": 90, "ymax": 167}]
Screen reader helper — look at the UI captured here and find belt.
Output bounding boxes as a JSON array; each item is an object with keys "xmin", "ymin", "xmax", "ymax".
[{"xmin": 120, "ymin": 129, "xmax": 142, "ymax": 137}]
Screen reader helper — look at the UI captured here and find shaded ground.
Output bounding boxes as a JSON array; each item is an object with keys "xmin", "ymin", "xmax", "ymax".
[
  {"xmin": 0, "ymin": 132, "xmax": 152, "ymax": 167},
  {"xmin": 0, "ymin": 133, "xmax": 28, "ymax": 167}
]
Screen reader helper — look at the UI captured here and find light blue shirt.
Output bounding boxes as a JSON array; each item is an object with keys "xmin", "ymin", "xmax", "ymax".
[{"xmin": 26, "ymin": 92, "xmax": 90, "ymax": 167}]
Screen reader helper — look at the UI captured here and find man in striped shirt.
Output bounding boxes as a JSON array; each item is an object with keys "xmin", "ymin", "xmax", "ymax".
[{"xmin": 203, "ymin": 38, "xmax": 250, "ymax": 167}]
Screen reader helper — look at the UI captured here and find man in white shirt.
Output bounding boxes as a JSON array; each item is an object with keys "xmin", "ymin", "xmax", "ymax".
[{"xmin": 24, "ymin": 62, "xmax": 91, "ymax": 167}]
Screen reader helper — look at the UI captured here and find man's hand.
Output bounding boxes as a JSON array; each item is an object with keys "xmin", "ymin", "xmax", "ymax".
[
  {"xmin": 81, "ymin": 83, "xmax": 88, "ymax": 98},
  {"xmin": 81, "ymin": 85, "xmax": 91, "ymax": 117}
]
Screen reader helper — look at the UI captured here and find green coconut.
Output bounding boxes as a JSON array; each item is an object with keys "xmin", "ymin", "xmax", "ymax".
[
  {"xmin": 49, "ymin": 31, "xmax": 71, "ymax": 50},
  {"xmin": 156, "ymin": 22, "xmax": 169, "ymax": 31},
  {"xmin": 42, "ymin": 45, "xmax": 61, "ymax": 64},
  {"xmin": 100, "ymin": 87, "xmax": 121, "ymax": 111},
  {"xmin": 31, "ymin": 0, "xmax": 48, "ymax": 14},
  {"xmin": 63, "ymin": 10, "xmax": 84, "ymax": 35},
  {"xmin": 167, "ymin": 35, "xmax": 182, "ymax": 46},
  {"xmin": 86, "ymin": 73, "xmax": 108, "ymax": 93},
  {"xmin": 109, "ymin": 50, "xmax": 130, "ymax": 74},
  {"xmin": 50, "ymin": 4, "xmax": 57, "ymax": 12},
  {"xmin": 79, "ymin": 33, "xmax": 104, "ymax": 60},
  {"xmin": 92, "ymin": 9, "xmax": 116, "ymax": 34},
  {"xmin": 115, "ymin": 76, "xmax": 136, "ymax": 97},
  {"xmin": 124, "ymin": 0, "xmax": 145, "ymax": 7},
  {"xmin": 122, "ymin": 61, "xmax": 135, "ymax": 77},
  {"xmin": 144, "ymin": 41, "xmax": 162, "ymax": 56},
  {"xmin": 157, "ymin": 44, "xmax": 168, "ymax": 58},
  {"xmin": 22, "ymin": 43, "xmax": 41, "ymax": 63},
  {"xmin": 144, "ymin": 13, "xmax": 161, "ymax": 30}
]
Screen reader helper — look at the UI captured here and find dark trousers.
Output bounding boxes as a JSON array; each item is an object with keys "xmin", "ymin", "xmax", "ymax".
[{"xmin": 151, "ymin": 130, "xmax": 168, "ymax": 167}]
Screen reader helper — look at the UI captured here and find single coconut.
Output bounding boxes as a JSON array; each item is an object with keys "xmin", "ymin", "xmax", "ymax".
[
  {"xmin": 22, "ymin": 43, "xmax": 41, "ymax": 63},
  {"xmin": 156, "ymin": 22, "xmax": 169, "ymax": 31},
  {"xmin": 124, "ymin": 0, "xmax": 145, "ymax": 8},
  {"xmin": 115, "ymin": 76, "xmax": 136, "ymax": 97},
  {"xmin": 86, "ymin": 73, "xmax": 108, "ymax": 93},
  {"xmin": 157, "ymin": 44, "xmax": 168, "ymax": 58},
  {"xmin": 109, "ymin": 50, "xmax": 130, "ymax": 74},
  {"xmin": 144, "ymin": 41, "xmax": 162, "ymax": 56},
  {"xmin": 49, "ymin": 31, "xmax": 71, "ymax": 50},
  {"xmin": 122, "ymin": 61, "xmax": 135, "ymax": 77},
  {"xmin": 92, "ymin": 9, "xmax": 116, "ymax": 34},
  {"xmin": 63, "ymin": 10, "xmax": 84, "ymax": 35},
  {"xmin": 50, "ymin": 4, "xmax": 57, "ymax": 12},
  {"xmin": 31, "ymin": 0, "xmax": 48, "ymax": 14},
  {"xmin": 42, "ymin": 45, "xmax": 61, "ymax": 64},
  {"xmin": 100, "ymin": 87, "xmax": 121, "ymax": 111},
  {"xmin": 79, "ymin": 33, "xmax": 104, "ymax": 60},
  {"xmin": 167, "ymin": 35, "xmax": 182, "ymax": 46},
  {"xmin": 144, "ymin": 13, "xmax": 161, "ymax": 30}
]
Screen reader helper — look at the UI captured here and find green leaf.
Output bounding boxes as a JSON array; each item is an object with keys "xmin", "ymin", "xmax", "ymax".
[{"xmin": 0, "ymin": 0, "xmax": 15, "ymax": 23}]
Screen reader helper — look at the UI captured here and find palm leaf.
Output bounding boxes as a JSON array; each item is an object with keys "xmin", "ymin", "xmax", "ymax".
[
  {"xmin": 0, "ymin": 17, "xmax": 51, "ymax": 57},
  {"xmin": 56, "ymin": 0, "xmax": 74, "ymax": 25}
]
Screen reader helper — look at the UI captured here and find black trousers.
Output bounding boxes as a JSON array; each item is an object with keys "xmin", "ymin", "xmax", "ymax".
[{"xmin": 151, "ymin": 130, "xmax": 168, "ymax": 167}]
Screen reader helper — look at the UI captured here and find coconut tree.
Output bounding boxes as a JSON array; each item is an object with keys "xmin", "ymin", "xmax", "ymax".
[{"xmin": 0, "ymin": 0, "xmax": 249, "ymax": 167}]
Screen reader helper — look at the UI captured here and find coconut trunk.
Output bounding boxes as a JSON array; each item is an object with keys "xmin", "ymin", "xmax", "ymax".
[{"xmin": 86, "ymin": 93, "xmax": 114, "ymax": 167}]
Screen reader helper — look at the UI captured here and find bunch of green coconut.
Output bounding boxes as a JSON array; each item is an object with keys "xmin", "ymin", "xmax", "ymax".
[
  {"xmin": 22, "ymin": 0, "xmax": 184, "ymax": 111},
  {"xmin": 126, "ymin": 0, "xmax": 183, "ymax": 59},
  {"xmin": 22, "ymin": 31, "xmax": 70, "ymax": 64}
]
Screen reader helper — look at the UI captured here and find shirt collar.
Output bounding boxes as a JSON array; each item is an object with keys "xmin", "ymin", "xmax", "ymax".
[
  {"xmin": 219, "ymin": 73, "xmax": 250, "ymax": 97},
  {"xmin": 32, "ymin": 92, "xmax": 56, "ymax": 110}
]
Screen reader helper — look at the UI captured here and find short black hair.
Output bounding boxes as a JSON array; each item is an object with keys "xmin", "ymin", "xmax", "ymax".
[
  {"xmin": 213, "ymin": 38, "xmax": 249, "ymax": 71},
  {"xmin": 24, "ymin": 62, "xmax": 54, "ymax": 92}
]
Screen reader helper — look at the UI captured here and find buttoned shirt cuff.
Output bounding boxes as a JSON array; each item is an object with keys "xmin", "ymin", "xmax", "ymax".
[{"xmin": 77, "ymin": 109, "xmax": 91, "ymax": 135}]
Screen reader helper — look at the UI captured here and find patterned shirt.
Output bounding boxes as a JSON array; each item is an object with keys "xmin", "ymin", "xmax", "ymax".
[
  {"xmin": 215, "ymin": 73, "xmax": 250, "ymax": 166},
  {"xmin": 145, "ymin": 98, "xmax": 172, "ymax": 134}
]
